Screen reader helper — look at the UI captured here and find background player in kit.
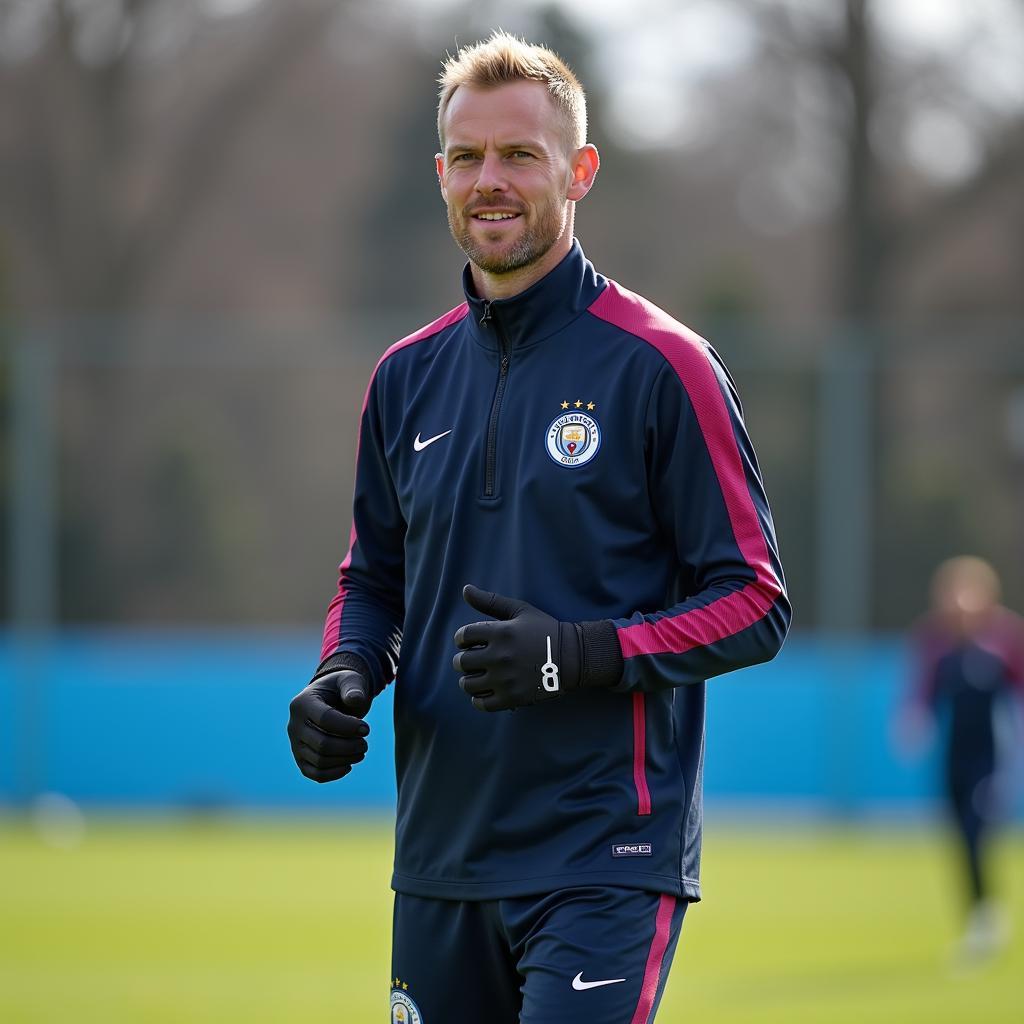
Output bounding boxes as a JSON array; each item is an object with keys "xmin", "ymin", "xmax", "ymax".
[
  {"xmin": 898, "ymin": 556, "xmax": 1024, "ymax": 963},
  {"xmin": 288, "ymin": 31, "xmax": 790, "ymax": 1023}
]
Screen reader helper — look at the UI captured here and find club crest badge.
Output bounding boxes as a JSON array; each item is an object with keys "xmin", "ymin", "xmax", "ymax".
[
  {"xmin": 546, "ymin": 402, "xmax": 601, "ymax": 468},
  {"xmin": 390, "ymin": 982, "xmax": 423, "ymax": 1024}
]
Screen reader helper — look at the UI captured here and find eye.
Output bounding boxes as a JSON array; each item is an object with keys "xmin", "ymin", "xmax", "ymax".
[
  {"xmin": 510, "ymin": 151, "xmax": 534, "ymax": 159},
  {"xmin": 451, "ymin": 152, "xmax": 478, "ymax": 163}
]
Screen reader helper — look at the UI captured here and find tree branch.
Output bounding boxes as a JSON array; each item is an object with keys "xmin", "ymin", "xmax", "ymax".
[{"xmin": 109, "ymin": 2, "xmax": 339, "ymax": 307}]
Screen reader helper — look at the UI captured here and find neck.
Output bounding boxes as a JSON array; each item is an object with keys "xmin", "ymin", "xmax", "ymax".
[{"xmin": 470, "ymin": 229, "xmax": 575, "ymax": 302}]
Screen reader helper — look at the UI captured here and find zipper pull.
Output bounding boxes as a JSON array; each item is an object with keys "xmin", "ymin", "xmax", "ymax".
[{"xmin": 480, "ymin": 300, "xmax": 492, "ymax": 325}]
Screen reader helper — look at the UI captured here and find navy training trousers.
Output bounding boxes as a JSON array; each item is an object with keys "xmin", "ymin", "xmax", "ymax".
[{"xmin": 389, "ymin": 886, "xmax": 687, "ymax": 1023}]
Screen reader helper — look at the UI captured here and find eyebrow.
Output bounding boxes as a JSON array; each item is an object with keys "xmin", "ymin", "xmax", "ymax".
[{"xmin": 445, "ymin": 140, "xmax": 545, "ymax": 155}]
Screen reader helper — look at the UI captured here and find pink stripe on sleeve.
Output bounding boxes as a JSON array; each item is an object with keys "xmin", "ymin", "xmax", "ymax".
[
  {"xmin": 319, "ymin": 524, "xmax": 357, "ymax": 661},
  {"xmin": 319, "ymin": 303, "xmax": 470, "ymax": 661},
  {"xmin": 630, "ymin": 894, "xmax": 677, "ymax": 1024},
  {"xmin": 979, "ymin": 608, "xmax": 1024, "ymax": 695},
  {"xmin": 589, "ymin": 283, "xmax": 782, "ymax": 659},
  {"xmin": 618, "ymin": 587, "xmax": 776, "ymax": 660},
  {"xmin": 367, "ymin": 302, "xmax": 470, "ymax": 401}
]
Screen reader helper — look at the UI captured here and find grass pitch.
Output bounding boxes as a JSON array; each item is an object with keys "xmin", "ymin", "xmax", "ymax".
[{"xmin": 1, "ymin": 817, "xmax": 1021, "ymax": 1022}]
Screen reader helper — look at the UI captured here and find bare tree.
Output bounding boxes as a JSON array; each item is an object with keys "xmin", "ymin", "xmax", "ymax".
[
  {"xmin": 0, "ymin": 0, "xmax": 339, "ymax": 315},
  {"xmin": 0, "ymin": 0, "xmax": 347, "ymax": 622},
  {"xmin": 740, "ymin": 0, "xmax": 1024, "ymax": 321}
]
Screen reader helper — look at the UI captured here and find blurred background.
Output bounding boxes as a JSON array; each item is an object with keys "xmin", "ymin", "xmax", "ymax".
[{"xmin": 1, "ymin": 0, "xmax": 1023, "ymax": 1020}]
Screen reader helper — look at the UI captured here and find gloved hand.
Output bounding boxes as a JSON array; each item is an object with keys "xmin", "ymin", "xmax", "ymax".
[
  {"xmin": 452, "ymin": 584, "xmax": 623, "ymax": 711},
  {"xmin": 287, "ymin": 669, "xmax": 371, "ymax": 782}
]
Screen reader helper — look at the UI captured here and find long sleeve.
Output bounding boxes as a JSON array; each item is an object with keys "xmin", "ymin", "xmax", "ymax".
[
  {"xmin": 992, "ymin": 607, "xmax": 1024, "ymax": 697},
  {"xmin": 318, "ymin": 365, "xmax": 405, "ymax": 696},
  {"xmin": 906, "ymin": 618, "xmax": 946, "ymax": 713},
  {"xmin": 609, "ymin": 345, "xmax": 790, "ymax": 693}
]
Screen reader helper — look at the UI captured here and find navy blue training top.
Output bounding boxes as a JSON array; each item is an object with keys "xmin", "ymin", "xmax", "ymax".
[
  {"xmin": 319, "ymin": 241, "xmax": 790, "ymax": 901},
  {"xmin": 910, "ymin": 609, "xmax": 1024, "ymax": 776}
]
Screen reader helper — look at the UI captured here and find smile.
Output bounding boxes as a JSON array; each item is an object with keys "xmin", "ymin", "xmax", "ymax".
[{"xmin": 473, "ymin": 212, "xmax": 520, "ymax": 221}]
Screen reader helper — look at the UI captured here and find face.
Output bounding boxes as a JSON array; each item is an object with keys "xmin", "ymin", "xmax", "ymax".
[
  {"xmin": 931, "ymin": 561, "xmax": 999, "ymax": 637},
  {"xmin": 437, "ymin": 81, "xmax": 596, "ymax": 277}
]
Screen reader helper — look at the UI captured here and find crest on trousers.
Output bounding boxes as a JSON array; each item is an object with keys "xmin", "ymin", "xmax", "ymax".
[
  {"xmin": 546, "ymin": 405, "xmax": 601, "ymax": 468},
  {"xmin": 390, "ymin": 983, "xmax": 423, "ymax": 1024}
]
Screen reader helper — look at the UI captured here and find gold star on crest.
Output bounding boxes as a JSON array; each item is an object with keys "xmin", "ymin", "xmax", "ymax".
[
  {"xmin": 403, "ymin": 982, "xmax": 409, "ymax": 990},
  {"xmin": 574, "ymin": 399, "xmax": 582, "ymax": 409},
  {"xmin": 586, "ymin": 401, "xmax": 595, "ymax": 411},
  {"xmin": 560, "ymin": 400, "xmax": 569, "ymax": 409}
]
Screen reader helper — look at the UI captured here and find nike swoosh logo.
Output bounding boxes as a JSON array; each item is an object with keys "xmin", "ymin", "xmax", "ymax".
[
  {"xmin": 572, "ymin": 972, "xmax": 626, "ymax": 991},
  {"xmin": 413, "ymin": 429, "xmax": 452, "ymax": 452}
]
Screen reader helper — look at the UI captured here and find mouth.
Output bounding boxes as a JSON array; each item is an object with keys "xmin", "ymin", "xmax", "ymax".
[{"xmin": 470, "ymin": 211, "xmax": 522, "ymax": 223}]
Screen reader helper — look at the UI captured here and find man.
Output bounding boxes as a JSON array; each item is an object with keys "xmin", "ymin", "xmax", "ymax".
[
  {"xmin": 288, "ymin": 31, "xmax": 790, "ymax": 1023},
  {"xmin": 899, "ymin": 556, "xmax": 1024, "ymax": 963}
]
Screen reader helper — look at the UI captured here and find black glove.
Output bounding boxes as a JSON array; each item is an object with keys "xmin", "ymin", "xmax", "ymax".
[
  {"xmin": 452, "ymin": 584, "xmax": 623, "ymax": 712},
  {"xmin": 287, "ymin": 668, "xmax": 371, "ymax": 783}
]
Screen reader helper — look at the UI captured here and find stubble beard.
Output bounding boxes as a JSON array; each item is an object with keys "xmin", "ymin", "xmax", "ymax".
[{"xmin": 449, "ymin": 196, "xmax": 567, "ymax": 276}]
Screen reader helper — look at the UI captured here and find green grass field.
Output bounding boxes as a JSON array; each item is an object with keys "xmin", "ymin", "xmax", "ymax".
[{"xmin": 1, "ymin": 817, "xmax": 1022, "ymax": 1022}]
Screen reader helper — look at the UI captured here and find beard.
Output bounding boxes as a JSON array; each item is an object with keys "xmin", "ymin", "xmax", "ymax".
[{"xmin": 448, "ymin": 194, "xmax": 567, "ymax": 275}]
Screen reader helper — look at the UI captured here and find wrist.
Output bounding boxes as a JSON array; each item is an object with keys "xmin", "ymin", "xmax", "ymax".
[
  {"xmin": 577, "ymin": 619, "xmax": 624, "ymax": 689},
  {"xmin": 313, "ymin": 651, "xmax": 373, "ymax": 687},
  {"xmin": 554, "ymin": 620, "xmax": 584, "ymax": 692}
]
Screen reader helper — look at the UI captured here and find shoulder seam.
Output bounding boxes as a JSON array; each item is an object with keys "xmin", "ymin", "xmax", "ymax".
[
  {"xmin": 375, "ymin": 301, "xmax": 470, "ymax": 376},
  {"xmin": 586, "ymin": 282, "xmax": 709, "ymax": 368},
  {"xmin": 357, "ymin": 302, "xmax": 469, "ymax": 423}
]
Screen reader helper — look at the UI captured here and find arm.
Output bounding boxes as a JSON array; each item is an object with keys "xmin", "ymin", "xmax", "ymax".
[
  {"xmin": 316, "ymin": 365, "xmax": 406, "ymax": 697},
  {"xmin": 453, "ymin": 344, "xmax": 790, "ymax": 711},
  {"xmin": 892, "ymin": 619, "xmax": 943, "ymax": 759},
  {"xmin": 997, "ymin": 607, "xmax": 1024, "ymax": 698},
  {"xmin": 608, "ymin": 350, "xmax": 790, "ymax": 692},
  {"xmin": 993, "ymin": 608, "xmax": 1024, "ymax": 749},
  {"xmin": 288, "ymin": 365, "xmax": 406, "ymax": 778}
]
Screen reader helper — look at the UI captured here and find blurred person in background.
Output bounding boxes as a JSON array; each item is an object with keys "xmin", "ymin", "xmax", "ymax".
[
  {"xmin": 900, "ymin": 556, "xmax": 1024, "ymax": 963},
  {"xmin": 288, "ymin": 30, "xmax": 789, "ymax": 1022}
]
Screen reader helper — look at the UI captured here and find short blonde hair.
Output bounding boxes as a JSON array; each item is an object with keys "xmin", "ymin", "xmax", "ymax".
[
  {"xmin": 437, "ymin": 30, "xmax": 587, "ymax": 152},
  {"xmin": 931, "ymin": 556, "xmax": 1002, "ymax": 608}
]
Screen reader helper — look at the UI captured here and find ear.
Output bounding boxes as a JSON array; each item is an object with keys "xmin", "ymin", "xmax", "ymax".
[
  {"xmin": 566, "ymin": 144, "xmax": 600, "ymax": 202},
  {"xmin": 435, "ymin": 153, "xmax": 448, "ymax": 202}
]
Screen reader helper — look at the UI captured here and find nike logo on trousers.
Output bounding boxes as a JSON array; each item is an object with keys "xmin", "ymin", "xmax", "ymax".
[
  {"xmin": 413, "ymin": 430, "xmax": 452, "ymax": 452},
  {"xmin": 572, "ymin": 972, "xmax": 626, "ymax": 991}
]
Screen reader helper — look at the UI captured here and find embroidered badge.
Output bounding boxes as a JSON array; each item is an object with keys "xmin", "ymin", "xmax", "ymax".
[
  {"xmin": 390, "ymin": 981, "xmax": 423, "ymax": 1023},
  {"xmin": 546, "ymin": 402, "xmax": 601, "ymax": 468},
  {"xmin": 612, "ymin": 843, "xmax": 653, "ymax": 857}
]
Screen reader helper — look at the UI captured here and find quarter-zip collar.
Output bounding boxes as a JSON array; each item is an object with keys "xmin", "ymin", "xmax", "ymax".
[{"xmin": 462, "ymin": 239, "xmax": 606, "ymax": 352}]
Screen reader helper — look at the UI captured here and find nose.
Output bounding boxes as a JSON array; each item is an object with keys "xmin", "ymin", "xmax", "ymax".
[{"xmin": 473, "ymin": 151, "xmax": 508, "ymax": 195}]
